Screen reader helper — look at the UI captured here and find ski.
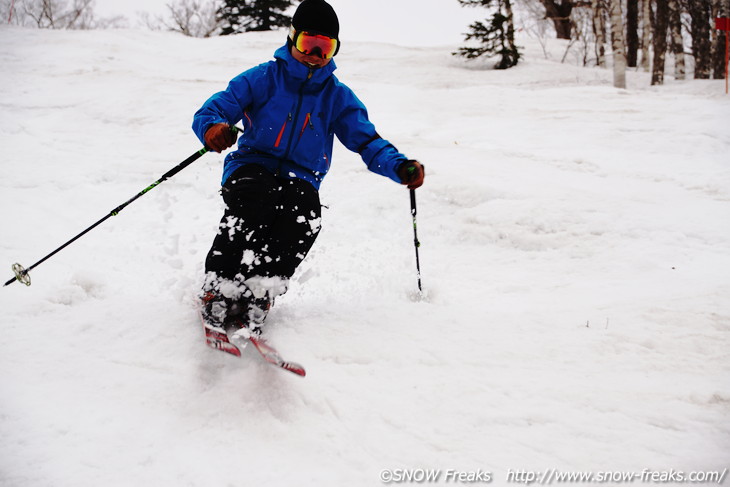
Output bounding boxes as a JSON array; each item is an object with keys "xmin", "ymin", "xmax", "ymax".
[
  {"xmin": 202, "ymin": 320, "xmax": 241, "ymax": 357},
  {"xmin": 249, "ymin": 336, "xmax": 306, "ymax": 377},
  {"xmin": 199, "ymin": 311, "xmax": 306, "ymax": 377}
]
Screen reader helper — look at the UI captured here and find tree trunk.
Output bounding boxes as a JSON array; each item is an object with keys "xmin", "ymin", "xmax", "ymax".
[
  {"xmin": 712, "ymin": 0, "xmax": 729, "ymax": 79},
  {"xmin": 609, "ymin": 0, "xmax": 626, "ymax": 88},
  {"xmin": 668, "ymin": 0, "xmax": 685, "ymax": 80},
  {"xmin": 640, "ymin": 0, "xmax": 652, "ymax": 71},
  {"xmin": 540, "ymin": 0, "xmax": 574, "ymax": 39},
  {"xmin": 593, "ymin": 0, "xmax": 607, "ymax": 67},
  {"xmin": 626, "ymin": 0, "xmax": 639, "ymax": 67},
  {"xmin": 504, "ymin": 0, "xmax": 519, "ymax": 60},
  {"xmin": 688, "ymin": 0, "xmax": 712, "ymax": 78},
  {"xmin": 652, "ymin": 0, "xmax": 669, "ymax": 84}
]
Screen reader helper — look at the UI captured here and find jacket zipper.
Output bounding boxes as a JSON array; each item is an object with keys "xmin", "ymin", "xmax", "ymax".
[
  {"xmin": 274, "ymin": 112, "xmax": 291, "ymax": 148},
  {"xmin": 298, "ymin": 113, "xmax": 313, "ymax": 141},
  {"xmin": 282, "ymin": 69, "xmax": 313, "ymax": 160}
]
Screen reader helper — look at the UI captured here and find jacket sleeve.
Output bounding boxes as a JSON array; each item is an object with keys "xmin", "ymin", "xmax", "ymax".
[
  {"xmin": 192, "ymin": 70, "xmax": 255, "ymax": 146},
  {"xmin": 333, "ymin": 88, "xmax": 407, "ymax": 184}
]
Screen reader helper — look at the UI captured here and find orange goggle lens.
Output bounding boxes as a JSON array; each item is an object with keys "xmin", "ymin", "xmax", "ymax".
[{"xmin": 294, "ymin": 32, "xmax": 339, "ymax": 59}]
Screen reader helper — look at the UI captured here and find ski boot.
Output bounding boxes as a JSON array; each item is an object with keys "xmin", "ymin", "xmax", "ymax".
[
  {"xmin": 200, "ymin": 291, "xmax": 247, "ymax": 355},
  {"xmin": 225, "ymin": 294, "xmax": 272, "ymax": 350}
]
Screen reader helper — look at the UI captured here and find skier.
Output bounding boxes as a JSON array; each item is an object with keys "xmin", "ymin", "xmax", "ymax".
[{"xmin": 193, "ymin": 0, "xmax": 425, "ymax": 345}]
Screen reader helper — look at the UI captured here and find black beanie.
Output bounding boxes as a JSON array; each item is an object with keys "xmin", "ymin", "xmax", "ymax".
[{"xmin": 292, "ymin": 0, "xmax": 340, "ymax": 39}]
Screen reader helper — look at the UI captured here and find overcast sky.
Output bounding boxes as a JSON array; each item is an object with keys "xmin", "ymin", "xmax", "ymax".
[{"xmin": 93, "ymin": 0, "xmax": 484, "ymax": 47}]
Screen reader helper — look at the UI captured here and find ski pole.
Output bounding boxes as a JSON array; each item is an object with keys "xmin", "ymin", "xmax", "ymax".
[
  {"xmin": 410, "ymin": 189, "xmax": 423, "ymax": 294},
  {"xmin": 4, "ymin": 142, "xmax": 219, "ymax": 288}
]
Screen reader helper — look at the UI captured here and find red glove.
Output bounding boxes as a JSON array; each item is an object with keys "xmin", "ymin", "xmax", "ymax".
[
  {"xmin": 397, "ymin": 160, "xmax": 425, "ymax": 189},
  {"xmin": 204, "ymin": 123, "xmax": 237, "ymax": 153}
]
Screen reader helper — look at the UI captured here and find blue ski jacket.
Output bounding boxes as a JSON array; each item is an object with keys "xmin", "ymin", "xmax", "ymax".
[{"xmin": 193, "ymin": 45, "xmax": 407, "ymax": 190}]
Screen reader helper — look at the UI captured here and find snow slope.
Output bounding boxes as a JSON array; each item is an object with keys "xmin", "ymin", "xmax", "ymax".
[{"xmin": 0, "ymin": 27, "xmax": 728, "ymax": 486}]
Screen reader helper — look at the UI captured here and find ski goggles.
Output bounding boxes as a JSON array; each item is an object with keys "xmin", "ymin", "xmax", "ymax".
[{"xmin": 291, "ymin": 29, "xmax": 340, "ymax": 59}]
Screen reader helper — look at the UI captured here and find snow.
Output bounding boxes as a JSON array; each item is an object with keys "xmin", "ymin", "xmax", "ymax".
[{"xmin": 1, "ymin": 26, "xmax": 729, "ymax": 486}]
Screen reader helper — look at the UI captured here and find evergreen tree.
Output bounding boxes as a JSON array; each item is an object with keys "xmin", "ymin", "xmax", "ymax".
[
  {"xmin": 217, "ymin": 0, "xmax": 293, "ymax": 35},
  {"xmin": 454, "ymin": 0, "xmax": 520, "ymax": 69}
]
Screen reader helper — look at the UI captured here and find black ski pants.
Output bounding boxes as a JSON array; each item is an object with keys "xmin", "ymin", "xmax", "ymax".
[{"xmin": 205, "ymin": 164, "xmax": 322, "ymax": 282}]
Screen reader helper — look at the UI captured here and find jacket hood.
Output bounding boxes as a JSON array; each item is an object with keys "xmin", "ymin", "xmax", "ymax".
[{"xmin": 273, "ymin": 44, "xmax": 337, "ymax": 86}]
